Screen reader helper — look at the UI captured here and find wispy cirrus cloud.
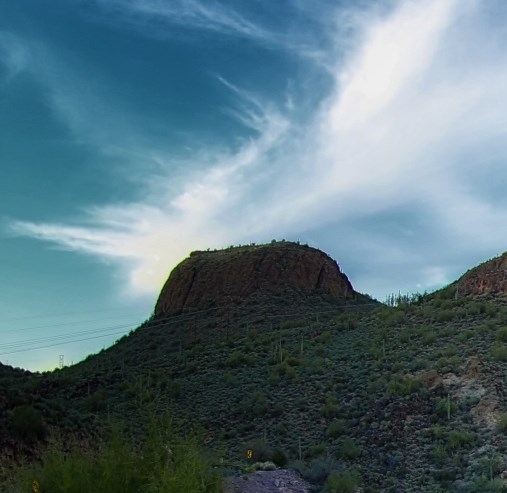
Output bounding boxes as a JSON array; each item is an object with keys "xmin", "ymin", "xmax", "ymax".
[
  {"xmin": 9, "ymin": 0, "xmax": 507, "ymax": 299},
  {"xmin": 0, "ymin": 31, "xmax": 29, "ymax": 78},
  {"xmin": 94, "ymin": 0, "xmax": 275, "ymax": 42}
]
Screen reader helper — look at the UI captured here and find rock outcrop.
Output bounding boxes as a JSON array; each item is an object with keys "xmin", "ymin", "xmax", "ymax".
[
  {"xmin": 155, "ymin": 242, "xmax": 360, "ymax": 315},
  {"xmin": 456, "ymin": 251, "xmax": 507, "ymax": 296}
]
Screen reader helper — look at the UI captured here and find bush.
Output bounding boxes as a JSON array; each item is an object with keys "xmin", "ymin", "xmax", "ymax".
[
  {"xmin": 387, "ymin": 375, "xmax": 421, "ymax": 396},
  {"xmin": 326, "ymin": 420, "xmax": 347, "ymax": 438},
  {"xmin": 433, "ymin": 442, "xmax": 447, "ymax": 463},
  {"xmin": 11, "ymin": 405, "xmax": 46, "ymax": 443},
  {"xmin": 497, "ymin": 327, "xmax": 507, "ymax": 342},
  {"xmin": 497, "ymin": 413, "xmax": 507, "ymax": 433},
  {"xmin": 325, "ymin": 470, "xmax": 361, "ymax": 493},
  {"xmin": 226, "ymin": 351, "xmax": 246, "ymax": 368},
  {"xmin": 336, "ymin": 437, "xmax": 361, "ymax": 460},
  {"xmin": 320, "ymin": 402, "xmax": 338, "ymax": 418},
  {"xmin": 302, "ymin": 459, "xmax": 333, "ymax": 485},
  {"xmin": 436, "ymin": 396, "xmax": 456, "ymax": 419},
  {"xmin": 447, "ymin": 430, "xmax": 475, "ymax": 449},
  {"xmin": 422, "ymin": 331, "xmax": 437, "ymax": 345},
  {"xmin": 492, "ymin": 345, "xmax": 507, "ymax": 362},
  {"xmin": 308, "ymin": 443, "xmax": 327, "ymax": 458},
  {"xmin": 5, "ymin": 416, "xmax": 222, "ymax": 493},
  {"xmin": 271, "ymin": 448, "xmax": 288, "ymax": 467},
  {"xmin": 320, "ymin": 393, "xmax": 338, "ymax": 418},
  {"xmin": 246, "ymin": 438, "xmax": 272, "ymax": 462}
]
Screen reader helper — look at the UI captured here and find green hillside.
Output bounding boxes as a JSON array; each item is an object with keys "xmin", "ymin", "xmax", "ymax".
[{"xmin": 4, "ymin": 277, "xmax": 507, "ymax": 491}]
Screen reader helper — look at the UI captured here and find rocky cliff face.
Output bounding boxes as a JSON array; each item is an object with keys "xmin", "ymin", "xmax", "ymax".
[
  {"xmin": 456, "ymin": 251, "xmax": 507, "ymax": 296},
  {"xmin": 155, "ymin": 242, "xmax": 359, "ymax": 315}
]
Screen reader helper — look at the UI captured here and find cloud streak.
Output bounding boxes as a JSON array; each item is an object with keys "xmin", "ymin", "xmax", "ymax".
[
  {"xmin": 94, "ymin": 0, "xmax": 276, "ymax": 43},
  {"xmin": 9, "ymin": 0, "xmax": 507, "ymax": 299}
]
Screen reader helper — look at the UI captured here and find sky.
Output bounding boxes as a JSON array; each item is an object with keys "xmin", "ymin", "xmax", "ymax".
[{"xmin": 2, "ymin": 0, "xmax": 507, "ymax": 371}]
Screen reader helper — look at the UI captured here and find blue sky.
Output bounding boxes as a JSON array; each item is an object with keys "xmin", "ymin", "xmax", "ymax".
[{"xmin": 2, "ymin": 0, "xmax": 507, "ymax": 371}]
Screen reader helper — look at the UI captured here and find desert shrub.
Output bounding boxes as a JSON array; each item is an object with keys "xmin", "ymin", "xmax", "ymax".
[
  {"xmin": 169, "ymin": 379, "xmax": 182, "ymax": 398},
  {"xmin": 5, "ymin": 417, "xmax": 222, "ymax": 493},
  {"xmin": 83, "ymin": 389, "xmax": 108, "ymax": 412},
  {"xmin": 447, "ymin": 430, "xmax": 475, "ymax": 449},
  {"xmin": 326, "ymin": 420, "xmax": 347, "ymax": 438},
  {"xmin": 422, "ymin": 330, "xmax": 437, "ymax": 345},
  {"xmin": 10, "ymin": 405, "xmax": 46, "ymax": 443},
  {"xmin": 467, "ymin": 478, "xmax": 505, "ymax": 493},
  {"xmin": 241, "ymin": 391, "xmax": 268, "ymax": 416},
  {"xmin": 458, "ymin": 330, "xmax": 473, "ymax": 342},
  {"xmin": 246, "ymin": 438, "xmax": 272, "ymax": 462},
  {"xmin": 271, "ymin": 448, "xmax": 288, "ymax": 467},
  {"xmin": 270, "ymin": 361, "xmax": 296, "ymax": 381},
  {"xmin": 381, "ymin": 309, "xmax": 405, "ymax": 328},
  {"xmin": 308, "ymin": 442, "xmax": 327, "ymax": 458},
  {"xmin": 399, "ymin": 330, "xmax": 412, "ymax": 343},
  {"xmin": 492, "ymin": 345, "xmax": 507, "ymax": 362},
  {"xmin": 325, "ymin": 469, "xmax": 361, "ymax": 493},
  {"xmin": 286, "ymin": 356, "xmax": 300, "ymax": 367},
  {"xmin": 320, "ymin": 394, "xmax": 338, "ymax": 418},
  {"xmin": 335, "ymin": 314, "xmax": 358, "ymax": 331},
  {"xmin": 497, "ymin": 327, "xmax": 507, "ymax": 342},
  {"xmin": 317, "ymin": 331, "xmax": 332, "ymax": 343},
  {"xmin": 496, "ymin": 414, "xmax": 507, "ymax": 433},
  {"xmin": 467, "ymin": 302, "xmax": 487, "ymax": 316},
  {"xmin": 226, "ymin": 351, "xmax": 246, "ymax": 368},
  {"xmin": 302, "ymin": 459, "xmax": 333, "ymax": 485},
  {"xmin": 274, "ymin": 423, "xmax": 288, "ymax": 436},
  {"xmin": 387, "ymin": 375, "xmax": 421, "ymax": 396},
  {"xmin": 433, "ymin": 442, "xmax": 447, "ymax": 463},
  {"xmin": 434, "ymin": 309, "xmax": 455, "ymax": 323},
  {"xmin": 436, "ymin": 397, "xmax": 456, "ymax": 419},
  {"xmin": 335, "ymin": 437, "xmax": 361, "ymax": 460}
]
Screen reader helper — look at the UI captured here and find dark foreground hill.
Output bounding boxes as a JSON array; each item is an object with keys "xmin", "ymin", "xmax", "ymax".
[{"xmin": 5, "ymin": 245, "xmax": 507, "ymax": 492}]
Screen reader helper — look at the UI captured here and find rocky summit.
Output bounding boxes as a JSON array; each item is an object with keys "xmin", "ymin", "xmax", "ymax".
[
  {"xmin": 456, "ymin": 251, "xmax": 507, "ymax": 297},
  {"xmin": 155, "ymin": 241, "xmax": 360, "ymax": 315}
]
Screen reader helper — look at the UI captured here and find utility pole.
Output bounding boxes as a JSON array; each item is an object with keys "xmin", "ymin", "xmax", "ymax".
[{"xmin": 59, "ymin": 355, "xmax": 64, "ymax": 369}]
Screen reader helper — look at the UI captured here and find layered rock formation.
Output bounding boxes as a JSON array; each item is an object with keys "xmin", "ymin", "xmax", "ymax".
[
  {"xmin": 155, "ymin": 242, "xmax": 359, "ymax": 315},
  {"xmin": 456, "ymin": 251, "xmax": 507, "ymax": 296}
]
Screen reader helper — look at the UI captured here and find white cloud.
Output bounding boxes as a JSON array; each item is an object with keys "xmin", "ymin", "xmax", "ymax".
[
  {"xmin": 0, "ymin": 31, "xmax": 29, "ymax": 77},
  {"xmin": 95, "ymin": 0, "xmax": 275, "ymax": 42},
  {"xmin": 10, "ymin": 0, "xmax": 507, "ymax": 299}
]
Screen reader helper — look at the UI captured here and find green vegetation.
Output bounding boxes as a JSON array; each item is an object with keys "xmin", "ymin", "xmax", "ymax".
[
  {"xmin": 492, "ymin": 344, "xmax": 507, "ymax": 361},
  {"xmin": 325, "ymin": 469, "xmax": 361, "ymax": 493},
  {"xmin": 10, "ymin": 405, "xmax": 46, "ymax": 443},
  {"xmin": 5, "ymin": 288, "xmax": 507, "ymax": 492},
  {"xmin": 2, "ymin": 417, "xmax": 221, "ymax": 493}
]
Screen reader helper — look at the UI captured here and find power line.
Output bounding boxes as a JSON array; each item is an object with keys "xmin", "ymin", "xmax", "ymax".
[
  {"xmin": 0, "ymin": 307, "xmax": 223, "ymax": 354},
  {"xmin": 1, "ymin": 314, "xmax": 139, "ymax": 334},
  {"xmin": 0, "ymin": 330, "xmax": 131, "ymax": 356},
  {"xmin": 0, "ymin": 302, "xmax": 380, "ymax": 358},
  {"xmin": 0, "ymin": 322, "xmax": 135, "ymax": 351},
  {"xmin": 1, "ymin": 306, "xmax": 147, "ymax": 323}
]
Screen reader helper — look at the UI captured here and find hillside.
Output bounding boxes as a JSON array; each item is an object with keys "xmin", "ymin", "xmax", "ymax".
[
  {"xmin": 4, "ymin": 245, "xmax": 507, "ymax": 492},
  {"xmin": 456, "ymin": 252, "xmax": 507, "ymax": 297}
]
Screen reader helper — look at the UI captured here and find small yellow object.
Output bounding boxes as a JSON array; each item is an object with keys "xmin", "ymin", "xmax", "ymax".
[
  {"xmin": 32, "ymin": 480, "xmax": 40, "ymax": 493},
  {"xmin": 246, "ymin": 449, "xmax": 253, "ymax": 459}
]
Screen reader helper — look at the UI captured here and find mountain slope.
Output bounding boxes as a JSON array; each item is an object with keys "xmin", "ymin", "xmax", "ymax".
[
  {"xmin": 5, "ymin": 246, "xmax": 507, "ymax": 492},
  {"xmin": 456, "ymin": 251, "xmax": 507, "ymax": 297}
]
